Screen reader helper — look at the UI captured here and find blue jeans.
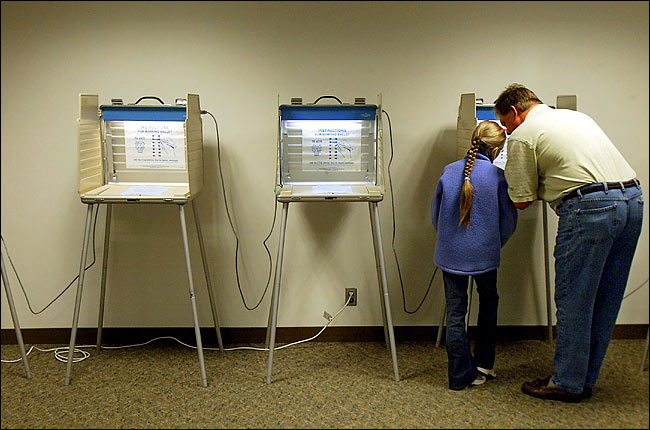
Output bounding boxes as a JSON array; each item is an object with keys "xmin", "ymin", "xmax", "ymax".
[
  {"xmin": 552, "ymin": 184, "xmax": 644, "ymax": 394},
  {"xmin": 443, "ymin": 269, "xmax": 498, "ymax": 390}
]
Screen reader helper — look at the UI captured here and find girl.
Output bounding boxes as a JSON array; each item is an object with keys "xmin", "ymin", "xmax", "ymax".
[{"xmin": 431, "ymin": 120, "xmax": 518, "ymax": 390}]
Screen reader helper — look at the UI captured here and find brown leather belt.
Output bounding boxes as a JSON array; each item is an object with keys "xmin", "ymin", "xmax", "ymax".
[{"xmin": 562, "ymin": 179, "xmax": 640, "ymax": 202}]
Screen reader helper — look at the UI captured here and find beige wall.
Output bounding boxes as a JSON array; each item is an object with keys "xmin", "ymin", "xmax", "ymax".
[{"xmin": 2, "ymin": 1, "xmax": 648, "ymax": 330}]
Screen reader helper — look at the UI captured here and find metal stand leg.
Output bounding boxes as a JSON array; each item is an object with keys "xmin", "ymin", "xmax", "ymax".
[
  {"xmin": 369, "ymin": 202, "xmax": 400, "ymax": 382},
  {"xmin": 266, "ymin": 202, "xmax": 289, "ymax": 384},
  {"xmin": 65, "ymin": 203, "xmax": 94, "ymax": 385},
  {"xmin": 542, "ymin": 202, "xmax": 553, "ymax": 341},
  {"xmin": 264, "ymin": 286, "xmax": 274, "ymax": 350},
  {"xmin": 265, "ymin": 202, "xmax": 282, "ymax": 350},
  {"xmin": 192, "ymin": 200, "xmax": 224, "ymax": 352},
  {"xmin": 96, "ymin": 204, "xmax": 111, "ymax": 349},
  {"xmin": 264, "ymin": 301, "xmax": 272, "ymax": 350},
  {"xmin": 641, "ymin": 327, "xmax": 649, "ymax": 372},
  {"xmin": 368, "ymin": 203, "xmax": 389, "ymax": 348},
  {"xmin": 179, "ymin": 204, "xmax": 208, "ymax": 387},
  {"xmin": 1, "ymin": 246, "xmax": 32, "ymax": 379}
]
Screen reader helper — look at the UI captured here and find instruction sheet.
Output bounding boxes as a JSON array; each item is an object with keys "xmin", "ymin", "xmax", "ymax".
[
  {"xmin": 301, "ymin": 121, "xmax": 362, "ymax": 172},
  {"xmin": 124, "ymin": 121, "xmax": 186, "ymax": 169}
]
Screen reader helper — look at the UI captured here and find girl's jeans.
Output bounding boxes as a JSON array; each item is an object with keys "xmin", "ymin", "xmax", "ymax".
[{"xmin": 442, "ymin": 269, "xmax": 498, "ymax": 390}]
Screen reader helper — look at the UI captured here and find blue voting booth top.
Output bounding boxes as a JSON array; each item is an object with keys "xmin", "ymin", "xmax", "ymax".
[
  {"xmin": 476, "ymin": 105, "xmax": 498, "ymax": 121},
  {"xmin": 100, "ymin": 105, "xmax": 187, "ymax": 122},
  {"xmin": 280, "ymin": 104, "xmax": 377, "ymax": 121}
]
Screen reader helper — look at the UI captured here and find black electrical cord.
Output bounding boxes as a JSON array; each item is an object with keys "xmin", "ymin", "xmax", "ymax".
[
  {"xmin": 383, "ymin": 108, "xmax": 438, "ymax": 314},
  {"xmin": 202, "ymin": 109, "xmax": 277, "ymax": 311},
  {"xmin": 1, "ymin": 204, "xmax": 100, "ymax": 315}
]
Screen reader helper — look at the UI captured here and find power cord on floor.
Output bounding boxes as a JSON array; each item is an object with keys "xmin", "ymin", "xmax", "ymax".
[
  {"xmin": 201, "ymin": 109, "xmax": 277, "ymax": 311},
  {"xmin": 1, "ymin": 294, "xmax": 353, "ymax": 363},
  {"xmin": 1, "ymin": 345, "xmax": 90, "ymax": 364}
]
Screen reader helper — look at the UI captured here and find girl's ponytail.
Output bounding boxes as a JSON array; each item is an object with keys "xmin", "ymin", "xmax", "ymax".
[
  {"xmin": 459, "ymin": 139, "xmax": 480, "ymax": 227},
  {"xmin": 459, "ymin": 121, "xmax": 506, "ymax": 227}
]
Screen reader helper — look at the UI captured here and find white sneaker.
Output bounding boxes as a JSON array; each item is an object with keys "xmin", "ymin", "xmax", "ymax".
[
  {"xmin": 477, "ymin": 367, "xmax": 496, "ymax": 380},
  {"xmin": 471, "ymin": 374, "xmax": 486, "ymax": 386}
]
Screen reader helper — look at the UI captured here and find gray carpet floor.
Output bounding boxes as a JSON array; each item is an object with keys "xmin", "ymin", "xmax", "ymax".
[{"xmin": 1, "ymin": 339, "xmax": 648, "ymax": 429}]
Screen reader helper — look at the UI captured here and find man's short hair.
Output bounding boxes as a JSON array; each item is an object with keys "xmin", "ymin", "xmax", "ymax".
[{"xmin": 494, "ymin": 84, "xmax": 542, "ymax": 115}]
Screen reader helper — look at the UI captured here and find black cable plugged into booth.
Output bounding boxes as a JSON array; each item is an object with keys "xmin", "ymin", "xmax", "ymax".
[
  {"xmin": 2, "ymin": 98, "xmax": 341, "ymax": 367},
  {"xmin": 1, "ymin": 205, "xmax": 101, "ymax": 315},
  {"xmin": 200, "ymin": 99, "xmax": 435, "ymax": 315},
  {"xmin": 201, "ymin": 109, "xmax": 277, "ymax": 311},
  {"xmin": 382, "ymin": 108, "xmax": 438, "ymax": 314}
]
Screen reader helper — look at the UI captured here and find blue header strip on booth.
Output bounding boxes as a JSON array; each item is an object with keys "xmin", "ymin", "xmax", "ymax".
[
  {"xmin": 476, "ymin": 105, "xmax": 497, "ymax": 121},
  {"xmin": 280, "ymin": 105, "xmax": 377, "ymax": 121},
  {"xmin": 101, "ymin": 106, "xmax": 187, "ymax": 121}
]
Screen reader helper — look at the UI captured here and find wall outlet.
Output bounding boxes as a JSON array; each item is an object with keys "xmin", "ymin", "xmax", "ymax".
[{"xmin": 345, "ymin": 288, "xmax": 357, "ymax": 306}]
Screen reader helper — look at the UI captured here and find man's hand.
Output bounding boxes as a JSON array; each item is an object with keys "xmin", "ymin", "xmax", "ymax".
[{"xmin": 514, "ymin": 201, "xmax": 534, "ymax": 210}]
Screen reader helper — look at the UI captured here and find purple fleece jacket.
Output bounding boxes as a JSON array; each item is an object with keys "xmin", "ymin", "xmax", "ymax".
[{"xmin": 431, "ymin": 153, "xmax": 518, "ymax": 275}]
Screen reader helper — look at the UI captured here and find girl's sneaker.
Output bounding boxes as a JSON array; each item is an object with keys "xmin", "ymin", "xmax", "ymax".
[
  {"xmin": 477, "ymin": 367, "xmax": 497, "ymax": 381},
  {"xmin": 450, "ymin": 374, "xmax": 486, "ymax": 390},
  {"xmin": 470, "ymin": 374, "xmax": 487, "ymax": 386}
]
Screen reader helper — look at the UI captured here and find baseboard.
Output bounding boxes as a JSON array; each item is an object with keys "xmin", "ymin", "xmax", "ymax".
[{"xmin": 1, "ymin": 324, "xmax": 647, "ymax": 345}]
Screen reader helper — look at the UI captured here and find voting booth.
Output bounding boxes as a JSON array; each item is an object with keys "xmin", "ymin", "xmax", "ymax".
[
  {"xmin": 455, "ymin": 93, "xmax": 577, "ymax": 168},
  {"xmin": 66, "ymin": 94, "xmax": 223, "ymax": 387},
  {"xmin": 436, "ymin": 93, "xmax": 577, "ymax": 347},
  {"xmin": 456, "ymin": 94, "xmax": 508, "ymax": 169},
  {"xmin": 265, "ymin": 95, "xmax": 400, "ymax": 383},
  {"xmin": 78, "ymin": 94, "xmax": 204, "ymax": 203},
  {"xmin": 275, "ymin": 97, "xmax": 385, "ymax": 202}
]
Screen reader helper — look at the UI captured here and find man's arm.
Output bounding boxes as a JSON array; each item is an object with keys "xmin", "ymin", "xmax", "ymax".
[{"xmin": 504, "ymin": 137, "xmax": 538, "ymax": 211}]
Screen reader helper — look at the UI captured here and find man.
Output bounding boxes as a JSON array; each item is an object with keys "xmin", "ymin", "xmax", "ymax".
[{"xmin": 494, "ymin": 84, "xmax": 643, "ymax": 403}]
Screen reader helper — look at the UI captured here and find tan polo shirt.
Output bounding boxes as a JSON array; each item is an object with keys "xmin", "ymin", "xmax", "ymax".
[{"xmin": 504, "ymin": 104, "xmax": 636, "ymax": 211}]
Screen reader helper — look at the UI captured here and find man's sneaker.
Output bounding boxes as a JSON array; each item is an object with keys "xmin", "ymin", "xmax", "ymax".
[
  {"xmin": 477, "ymin": 367, "xmax": 497, "ymax": 381},
  {"xmin": 470, "ymin": 374, "xmax": 486, "ymax": 386}
]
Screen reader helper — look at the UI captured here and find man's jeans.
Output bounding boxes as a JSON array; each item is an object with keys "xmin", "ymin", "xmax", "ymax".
[
  {"xmin": 442, "ymin": 269, "xmax": 498, "ymax": 390},
  {"xmin": 553, "ymin": 184, "xmax": 643, "ymax": 394}
]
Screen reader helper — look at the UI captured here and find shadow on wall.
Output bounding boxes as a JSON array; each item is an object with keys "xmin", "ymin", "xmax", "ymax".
[
  {"xmin": 105, "ymin": 204, "xmax": 205, "ymax": 325},
  {"xmin": 391, "ymin": 126, "xmax": 547, "ymax": 324},
  {"xmin": 381, "ymin": 127, "xmax": 457, "ymax": 315},
  {"xmin": 499, "ymin": 202, "xmax": 551, "ymax": 324},
  {"xmin": 296, "ymin": 202, "xmax": 363, "ymax": 291},
  {"xmin": 299, "ymin": 201, "xmax": 353, "ymax": 247},
  {"xmin": 197, "ymin": 123, "xmax": 280, "ymax": 299}
]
